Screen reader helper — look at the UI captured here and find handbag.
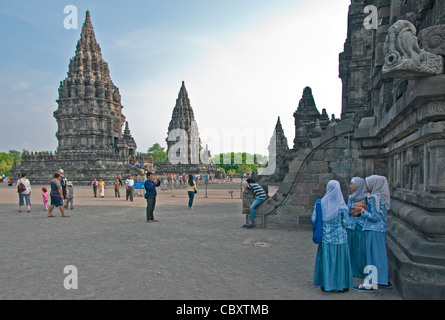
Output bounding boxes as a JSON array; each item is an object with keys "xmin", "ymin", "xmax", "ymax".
[
  {"xmin": 17, "ymin": 180, "xmax": 26, "ymax": 193},
  {"xmin": 312, "ymin": 199, "xmax": 323, "ymax": 244},
  {"xmin": 194, "ymin": 187, "xmax": 198, "ymax": 194}
]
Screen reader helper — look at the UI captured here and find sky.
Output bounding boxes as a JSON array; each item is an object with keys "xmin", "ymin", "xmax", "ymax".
[{"xmin": 0, "ymin": 0, "xmax": 351, "ymax": 156}]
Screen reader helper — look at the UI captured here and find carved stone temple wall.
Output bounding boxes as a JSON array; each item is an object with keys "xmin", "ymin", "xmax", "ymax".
[
  {"xmin": 252, "ymin": 0, "xmax": 445, "ymax": 299},
  {"xmin": 12, "ymin": 12, "xmax": 141, "ymax": 185}
]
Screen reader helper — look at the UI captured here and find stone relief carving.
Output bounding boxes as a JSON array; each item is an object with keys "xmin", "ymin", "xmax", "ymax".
[
  {"xmin": 419, "ymin": 25, "xmax": 445, "ymax": 56},
  {"xmin": 383, "ymin": 20, "xmax": 443, "ymax": 79}
]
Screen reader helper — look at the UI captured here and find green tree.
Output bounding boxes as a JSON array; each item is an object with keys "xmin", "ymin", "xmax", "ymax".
[
  {"xmin": 147, "ymin": 143, "xmax": 168, "ymax": 164},
  {"xmin": 0, "ymin": 150, "xmax": 22, "ymax": 176},
  {"xmin": 211, "ymin": 152, "xmax": 267, "ymax": 174}
]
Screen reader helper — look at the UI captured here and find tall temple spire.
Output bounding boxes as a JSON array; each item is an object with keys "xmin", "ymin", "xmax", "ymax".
[
  {"xmin": 166, "ymin": 81, "xmax": 202, "ymax": 165},
  {"xmin": 54, "ymin": 11, "xmax": 136, "ymax": 157},
  {"xmin": 272, "ymin": 117, "xmax": 289, "ymax": 155},
  {"xmin": 168, "ymin": 81, "xmax": 197, "ymax": 133}
]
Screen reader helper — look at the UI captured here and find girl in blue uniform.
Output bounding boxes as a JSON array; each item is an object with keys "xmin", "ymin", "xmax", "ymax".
[
  {"xmin": 352, "ymin": 175, "xmax": 392, "ymax": 292},
  {"xmin": 312, "ymin": 180, "xmax": 353, "ymax": 292},
  {"xmin": 346, "ymin": 177, "xmax": 368, "ymax": 279}
]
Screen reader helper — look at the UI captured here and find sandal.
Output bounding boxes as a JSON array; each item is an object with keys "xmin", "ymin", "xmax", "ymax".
[{"xmin": 47, "ymin": 215, "xmax": 55, "ymax": 217}]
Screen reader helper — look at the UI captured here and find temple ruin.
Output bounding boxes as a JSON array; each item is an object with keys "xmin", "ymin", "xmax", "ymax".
[
  {"xmin": 251, "ymin": 0, "xmax": 445, "ymax": 299},
  {"xmin": 12, "ymin": 12, "xmax": 141, "ymax": 184}
]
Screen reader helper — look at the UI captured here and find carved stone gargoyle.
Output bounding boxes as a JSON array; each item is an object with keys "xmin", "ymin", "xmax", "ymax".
[{"xmin": 383, "ymin": 20, "xmax": 443, "ymax": 80}]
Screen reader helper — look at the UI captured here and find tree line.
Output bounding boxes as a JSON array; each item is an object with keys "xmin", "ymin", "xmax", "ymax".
[
  {"xmin": 0, "ymin": 150, "xmax": 21, "ymax": 176},
  {"xmin": 142, "ymin": 143, "xmax": 268, "ymax": 174}
]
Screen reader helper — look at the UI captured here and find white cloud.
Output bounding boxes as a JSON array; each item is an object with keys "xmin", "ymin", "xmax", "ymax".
[
  {"xmin": 174, "ymin": 0, "xmax": 349, "ymax": 154},
  {"xmin": 10, "ymin": 81, "xmax": 31, "ymax": 91}
]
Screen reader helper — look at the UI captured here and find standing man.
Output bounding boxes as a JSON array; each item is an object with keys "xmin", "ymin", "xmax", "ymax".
[
  {"xmin": 58, "ymin": 169, "xmax": 68, "ymax": 207},
  {"xmin": 125, "ymin": 174, "xmax": 135, "ymax": 201},
  {"xmin": 144, "ymin": 172, "xmax": 161, "ymax": 223},
  {"xmin": 48, "ymin": 173, "xmax": 69, "ymax": 218},
  {"xmin": 114, "ymin": 178, "xmax": 121, "ymax": 198},
  {"xmin": 91, "ymin": 178, "xmax": 98, "ymax": 198}
]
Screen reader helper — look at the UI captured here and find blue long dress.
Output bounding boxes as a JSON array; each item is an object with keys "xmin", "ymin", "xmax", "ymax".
[
  {"xmin": 361, "ymin": 196, "xmax": 389, "ymax": 286},
  {"xmin": 312, "ymin": 207, "xmax": 354, "ymax": 291},
  {"xmin": 345, "ymin": 198, "xmax": 366, "ymax": 278}
]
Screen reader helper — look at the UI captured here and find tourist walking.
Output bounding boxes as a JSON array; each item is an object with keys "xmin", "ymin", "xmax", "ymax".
[
  {"xmin": 17, "ymin": 173, "xmax": 32, "ymax": 213},
  {"xmin": 352, "ymin": 175, "xmax": 391, "ymax": 292},
  {"xmin": 114, "ymin": 178, "xmax": 121, "ymax": 198},
  {"xmin": 243, "ymin": 178, "xmax": 267, "ymax": 228},
  {"xmin": 42, "ymin": 187, "xmax": 49, "ymax": 211},
  {"xmin": 58, "ymin": 169, "xmax": 68, "ymax": 207},
  {"xmin": 125, "ymin": 174, "xmax": 134, "ymax": 201},
  {"xmin": 98, "ymin": 178, "xmax": 105, "ymax": 198},
  {"xmin": 144, "ymin": 171, "xmax": 161, "ymax": 223},
  {"xmin": 65, "ymin": 181, "xmax": 74, "ymax": 210},
  {"xmin": 187, "ymin": 173, "xmax": 197, "ymax": 210},
  {"xmin": 92, "ymin": 178, "xmax": 98, "ymax": 197},
  {"xmin": 346, "ymin": 177, "xmax": 368, "ymax": 279},
  {"xmin": 48, "ymin": 173, "xmax": 69, "ymax": 218},
  {"xmin": 312, "ymin": 180, "xmax": 353, "ymax": 292}
]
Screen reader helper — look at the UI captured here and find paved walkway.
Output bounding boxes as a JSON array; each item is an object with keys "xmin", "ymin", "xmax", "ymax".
[{"xmin": 0, "ymin": 181, "xmax": 401, "ymax": 300}]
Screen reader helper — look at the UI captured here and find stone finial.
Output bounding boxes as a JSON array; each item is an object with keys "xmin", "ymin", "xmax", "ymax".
[
  {"xmin": 383, "ymin": 20, "xmax": 443, "ymax": 80},
  {"xmin": 312, "ymin": 119, "xmax": 322, "ymax": 137}
]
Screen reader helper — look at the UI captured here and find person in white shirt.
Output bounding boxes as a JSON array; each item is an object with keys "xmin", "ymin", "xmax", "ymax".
[
  {"xmin": 125, "ymin": 174, "xmax": 135, "ymax": 201},
  {"xmin": 17, "ymin": 173, "xmax": 32, "ymax": 213}
]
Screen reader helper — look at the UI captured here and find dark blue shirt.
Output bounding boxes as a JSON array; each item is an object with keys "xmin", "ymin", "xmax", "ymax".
[{"xmin": 145, "ymin": 179, "xmax": 161, "ymax": 196}]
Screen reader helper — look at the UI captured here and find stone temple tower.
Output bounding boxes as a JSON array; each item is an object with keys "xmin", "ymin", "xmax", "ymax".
[
  {"xmin": 54, "ymin": 11, "xmax": 136, "ymax": 158},
  {"xmin": 12, "ymin": 11, "xmax": 140, "ymax": 185},
  {"xmin": 165, "ymin": 81, "xmax": 202, "ymax": 166}
]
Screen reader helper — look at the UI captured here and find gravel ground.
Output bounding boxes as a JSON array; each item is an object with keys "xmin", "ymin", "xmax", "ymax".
[{"xmin": 0, "ymin": 181, "xmax": 401, "ymax": 300}]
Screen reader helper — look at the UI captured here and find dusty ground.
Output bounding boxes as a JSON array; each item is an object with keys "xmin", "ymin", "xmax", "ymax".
[{"xmin": 0, "ymin": 180, "xmax": 401, "ymax": 300}]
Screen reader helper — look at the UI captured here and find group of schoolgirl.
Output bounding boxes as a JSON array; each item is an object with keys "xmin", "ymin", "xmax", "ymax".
[{"xmin": 312, "ymin": 175, "xmax": 392, "ymax": 293}]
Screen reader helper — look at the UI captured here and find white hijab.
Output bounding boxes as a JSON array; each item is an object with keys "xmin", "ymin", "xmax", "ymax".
[
  {"xmin": 365, "ymin": 175, "xmax": 391, "ymax": 212},
  {"xmin": 349, "ymin": 177, "xmax": 368, "ymax": 203},
  {"xmin": 321, "ymin": 180, "xmax": 348, "ymax": 222}
]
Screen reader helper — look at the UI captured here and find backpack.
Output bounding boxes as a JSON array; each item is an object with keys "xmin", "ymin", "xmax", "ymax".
[
  {"xmin": 312, "ymin": 199, "xmax": 323, "ymax": 244},
  {"xmin": 17, "ymin": 180, "xmax": 26, "ymax": 193}
]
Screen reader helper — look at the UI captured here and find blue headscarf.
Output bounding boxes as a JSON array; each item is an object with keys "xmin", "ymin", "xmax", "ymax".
[
  {"xmin": 349, "ymin": 177, "xmax": 368, "ymax": 203},
  {"xmin": 321, "ymin": 180, "xmax": 348, "ymax": 222},
  {"xmin": 365, "ymin": 175, "xmax": 391, "ymax": 212}
]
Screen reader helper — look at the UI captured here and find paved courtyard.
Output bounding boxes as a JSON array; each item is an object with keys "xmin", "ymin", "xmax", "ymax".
[{"xmin": 0, "ymin": 181, "xmax": 401, "ymax": 300}]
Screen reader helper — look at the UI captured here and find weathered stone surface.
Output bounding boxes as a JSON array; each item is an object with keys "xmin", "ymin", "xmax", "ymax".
[
  {"xmin": 383, "ymin": 20, "xmax": 443, "ymax": 79},
  {"xmin": 419, "ymin": 25, "xmax": 445, "ymax": 56}
]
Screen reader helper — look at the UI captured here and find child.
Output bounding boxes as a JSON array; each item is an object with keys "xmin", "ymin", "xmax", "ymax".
[
  {"xmin": 352, "ymin": 175, "xmax": 391, "ymax": 292},
  {"xmin": 346, "ymin": 177, "xmax": 368, "ymax": 279},
  {"xmin": 312, "ymin": 180, "xmax": 353, "ymax": 292},
  {"xmin": 65, "ymin": 181, "xmax": 74, "ymax": 210},
  {"xmin": 42, "ymin": 187, "xmax": 49, "ymax": 211}
]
